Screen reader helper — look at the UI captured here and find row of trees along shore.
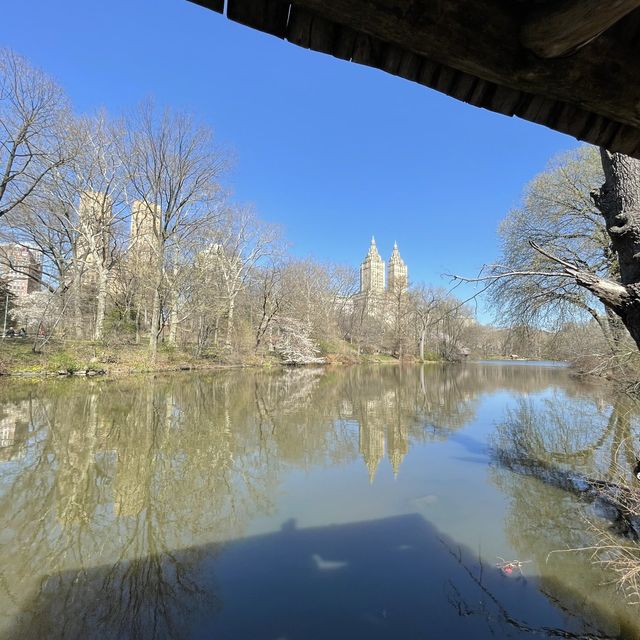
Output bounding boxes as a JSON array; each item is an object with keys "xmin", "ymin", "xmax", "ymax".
[
  {"xmin": 0, "ymin": 48, "xmax": 488, "ymax": 367},
  {"xmin": 5, "ymin": 47, "xmax": 640, "ymax": 370}
]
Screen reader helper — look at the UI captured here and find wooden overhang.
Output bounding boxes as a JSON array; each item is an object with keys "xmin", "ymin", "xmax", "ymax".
[{"xmin": 190, "ymin": 0, "xmax": 640, "ymax": 158}]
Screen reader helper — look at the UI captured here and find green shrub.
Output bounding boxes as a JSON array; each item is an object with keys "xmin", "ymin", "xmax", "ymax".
[{"xmin": 47, "ymin": 352, "xmax": 80, "ymax": 373}]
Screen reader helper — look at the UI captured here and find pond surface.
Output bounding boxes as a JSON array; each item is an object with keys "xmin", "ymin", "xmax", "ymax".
[{"xmin": 0, "ymin": 363, "xmax": 639, "ymax": 639}]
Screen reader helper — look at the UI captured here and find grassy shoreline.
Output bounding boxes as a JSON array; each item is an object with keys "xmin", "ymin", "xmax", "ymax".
[{"xmin": 0, "ymin": 339, "xmax": 425, "ymax": 378}]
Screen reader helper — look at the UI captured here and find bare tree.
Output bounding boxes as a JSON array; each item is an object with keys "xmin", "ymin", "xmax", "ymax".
[
  {"xmin": 122, "ymin": 102, "xmax": 227, "ymax": 357},
  {"xmin": 486, "ymin": 148, "xmax": 618, "ymax": 341},
  {"xmin": 410, "ymin": 285, "xmax": 439, "ymax": 361},
  {"xmin": 0, "ymin": 49, "xmax": 68, "ymax": 220},
  {"xmin": 207, "ymin": 207, "xmax": 281, "ymax": 350},
  {"xmin": 253, "ymin": 261, "xmax": 288, "ymax": 352},
  {"xmin": 457, "ymin": 145, "xmax": 640, "ymax": 355}
]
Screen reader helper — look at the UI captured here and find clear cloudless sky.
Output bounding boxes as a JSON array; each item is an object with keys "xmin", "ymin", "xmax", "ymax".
[{"xmin": 3, "ymin": 0, "xmax": 581, "ymax": 320}]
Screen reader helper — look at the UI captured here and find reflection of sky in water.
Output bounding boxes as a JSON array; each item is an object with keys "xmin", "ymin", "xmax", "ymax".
[{"xmin": 0, "ymin": 364, "xmax": 637, "ymax": 639}]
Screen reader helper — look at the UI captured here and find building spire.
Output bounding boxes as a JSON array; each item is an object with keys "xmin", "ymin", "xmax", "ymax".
[
  {"xmin": 361, "ymin": 236, "xmax": 385, "ymax": 292},
  {"xmin": 387, "ymin": 240, "xmax": 408, "ymax": 292}
]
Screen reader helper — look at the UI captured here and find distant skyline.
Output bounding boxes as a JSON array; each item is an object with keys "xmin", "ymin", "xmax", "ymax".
[{"xmin": 3, "ymin": 0, "xmax": 581, "ymax": 321}]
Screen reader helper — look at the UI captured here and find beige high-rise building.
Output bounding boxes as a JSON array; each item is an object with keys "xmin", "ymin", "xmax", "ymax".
[
  {"xmin": 359, "ymin": 236, "xmax": 385, "ymax": 293},
  {"xmin": 387, "ymin": 241, "xmax": 408, "ymax": 294},
  {"xmin": 77, "ymin": 191, "xmax": 113, "ymax": 277},
  {"xmin": 130, "ymin": 199, "xmax": 160, "ymax": 254},
  {"xmin": 0, "ymin": 244, "xmax": 42, "ymax": 299},
  {"xmin": 353, "ymin": 238, "xmax": 409, "ymax": 318}
]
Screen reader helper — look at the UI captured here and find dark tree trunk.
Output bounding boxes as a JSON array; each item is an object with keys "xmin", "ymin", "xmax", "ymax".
[
  {"xmin": 595, "ymin": 149, "xmax": 640, "ymax": 284},
  {"xmin": 581, "ymin": 149, "xmax": 640, "ymax": 350}
]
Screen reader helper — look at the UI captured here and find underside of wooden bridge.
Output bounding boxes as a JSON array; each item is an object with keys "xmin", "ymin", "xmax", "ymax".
[{"xmin": 190, "ymin": 0, "xmax": 640, "ymax": 157}]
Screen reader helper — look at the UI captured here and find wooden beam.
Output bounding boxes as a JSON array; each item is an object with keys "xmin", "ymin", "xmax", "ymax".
[
  {"xmin": 200, "ymin": 0, "xmax": 640, "ymax": 155},
  {"xmin": 521, "ymin": 0, "xmax": 640, "ymax": 58},
  {"xmin": 263, "ymin": 0, "xmax": 640, "ymax": 131}
]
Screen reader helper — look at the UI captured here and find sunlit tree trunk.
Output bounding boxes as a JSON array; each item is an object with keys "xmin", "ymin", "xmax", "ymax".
[
  {"xmin": 225, "ymin": 296, "xmax": 235, "ymax": 349},
  {"xmin": 73, "ymin": 271, "xmax": 83, "ymax": 339},
  {"xmin": 148, "ymin": 285, "xmax": 161, "ymax": 358},
  {"xmin": 94, "ymin": 265, "xmax": 108, "ymax": 341},
  {"xmin": 168, "ymin": 297, "xmax": 178, "ymax": 346}
]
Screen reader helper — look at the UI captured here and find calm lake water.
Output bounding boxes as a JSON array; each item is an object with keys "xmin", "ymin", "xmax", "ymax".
[{"xmin": 0, "ymin": 363, "xmax": 639, "ymax": 639}]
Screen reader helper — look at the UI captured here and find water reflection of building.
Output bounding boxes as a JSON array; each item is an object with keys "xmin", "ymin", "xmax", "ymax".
[
  {"xmin": 113, "ymin": 394, "xmax": 175, "ymax": 517},
  {"xmin": 359, "ymin": 420, "xmax": 385, "ymax": 483},
  {"xmin": 113, "ymin": 426, "xmax": 153, "ymax": 517},
  {"xmin": 388, "ymin": 422, "xmax": 408, "ymax": 477},
  {"xmin": 55, "ymin": 395, "xmax": 105, "ymax": 524},
  {"xmin": 355, "ymin": 391, "xmax": 409, "ymax": 482},
  {"xmin": 0, "ymin": 402, "xmax": 30, "ymax": 462}
]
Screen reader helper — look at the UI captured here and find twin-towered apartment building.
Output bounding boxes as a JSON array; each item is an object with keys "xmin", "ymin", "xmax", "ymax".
[{"xmin": 358, "ymin": 236, "xmax": 408, "ymax": 295}]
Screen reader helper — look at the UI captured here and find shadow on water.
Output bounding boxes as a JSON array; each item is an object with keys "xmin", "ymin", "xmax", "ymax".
[{"xmin": 2, "ymin": 513, "xmax": 619, "ymax": 640}]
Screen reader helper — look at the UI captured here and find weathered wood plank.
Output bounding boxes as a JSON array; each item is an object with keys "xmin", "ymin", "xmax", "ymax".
[
  {"xmin": 396, "ymin": 51, "xmax": 422, "ymax": 83},
  {"xmin": 227, "ymin": 0, "xmax": 290, "ymax": 39},
  {"xmin": 521, "ymin": 0, "xmax": 640, "ymax": 58},
  {"xmin": 287, "ymin": 7, "xmax": 313, "ymax": 48}
]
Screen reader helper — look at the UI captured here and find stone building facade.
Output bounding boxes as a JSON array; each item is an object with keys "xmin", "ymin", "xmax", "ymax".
[{"xmin": 129, "ymin": 199, "xmax": 160, "ymax": 255}]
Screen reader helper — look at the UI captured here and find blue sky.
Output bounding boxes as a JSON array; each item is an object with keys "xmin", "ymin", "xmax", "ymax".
[{"xmin": 3, "ymin": 0, "xmax": 580, "ymax": 319}]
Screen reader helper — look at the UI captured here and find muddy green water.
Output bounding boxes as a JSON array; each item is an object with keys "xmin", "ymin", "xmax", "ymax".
[{"xmin": 0, "ymin": 363, "xmax": 639, "ymax": 639}]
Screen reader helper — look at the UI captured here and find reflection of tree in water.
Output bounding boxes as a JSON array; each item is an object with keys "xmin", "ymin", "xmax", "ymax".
[
  {"xmin": 492, "ymin": 391, "xmax": 639, "ymax": 482},
  {"xmin": 0, "ymin": 379, "xmax": 281, "ymax": 638},
  {"xmin": 489, "ymin": 392, "xmax": 640, "ymax": 638},
  {"xmin": 0, "ymin": 364, "xmax": 588, "ymax": 638}
]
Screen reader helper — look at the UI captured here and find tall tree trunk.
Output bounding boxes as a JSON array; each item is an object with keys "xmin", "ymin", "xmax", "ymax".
[
  {"xmin": 149, "ymin": 286, "xmax": 161, "ymax": 359},
  {"xmin": 135, "ymin": 303, "xmax": 141, "ymax": 344},
  {"xmin": 168, "ymin": 266, "xmax": 179, "ymax": 346},
  {"xmin": 225, "ymin": 295, "xmax": 235, "ymax": 349},
  {"xmin": 148, "ymin": 237, "xmax": 164, "ymax": 358},
  {"xmin": 73, "ymin": 272, "xmax": 83, "ymax": 339},
  {"xmin": 168, "ymin": 297, "xmax": 178, "ymax": 346},
  {"xmin": 94, "ymin": 266, "xmax": 108, "ymax": 341}
]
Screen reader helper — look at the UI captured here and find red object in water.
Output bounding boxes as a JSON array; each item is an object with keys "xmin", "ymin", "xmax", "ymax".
[{"xmin": 502, "ymin": 565, "xmax": 513, "ymax": 575}]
